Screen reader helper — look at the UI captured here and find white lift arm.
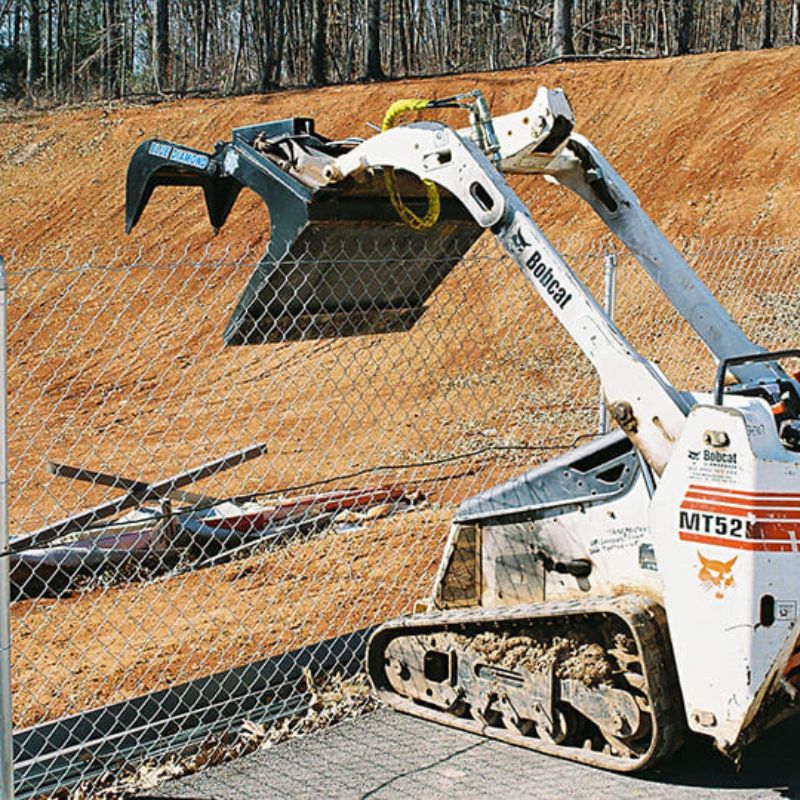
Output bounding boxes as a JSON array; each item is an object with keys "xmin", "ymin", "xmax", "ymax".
[
  {"xmin": 489, "ymin": 88, "xmax": 776, "ymax": 387},
  {"xmin": 325, "ymin": 121, "xmax": 689, "ymax": 474}
]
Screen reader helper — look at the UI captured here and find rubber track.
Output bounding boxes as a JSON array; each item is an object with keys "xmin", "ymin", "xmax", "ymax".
[{"xmin": 367, "ymin": 594, "xmax": 686, "ymax": 772}]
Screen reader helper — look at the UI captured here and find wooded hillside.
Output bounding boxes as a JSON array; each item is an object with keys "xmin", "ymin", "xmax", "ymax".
[{"xmin": 0, "ymin": 0, "xmax": 798, "ymax": 104}]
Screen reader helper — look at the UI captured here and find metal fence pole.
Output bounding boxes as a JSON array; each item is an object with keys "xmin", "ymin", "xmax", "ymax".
[
  {"xmin": 0, "ymin": 256, "xmax": 13, "ymax": 800},
  {"xmin": 598, "ymin": 248, "xmax": 618, "ymax": 436}
]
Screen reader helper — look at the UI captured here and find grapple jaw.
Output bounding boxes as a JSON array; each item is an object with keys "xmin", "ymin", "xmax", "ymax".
[
  {"xmin": 125, "ymin": 117, "xmax": 482, "ymax": 344},
  {"xmin": 125, "ymin": 139, "xmax": 243, "ymax": 235}
]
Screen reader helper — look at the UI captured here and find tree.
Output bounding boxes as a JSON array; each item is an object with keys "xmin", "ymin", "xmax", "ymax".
[
  {"xmin": 551, "ymin": 0, "xmax": 575, "ymax": 57},
  {"xmin": 676, "ymin": 0, "xmax": 693, "ymax": 54},
  {"xmin": 365, "ymin": 0, "xmax": 383, "ymax": 79},
  {"xmin": 104, "ymin": 0, "xmax": 118, "ymax": 97},
  {"xmin": 27, "ymin": 0, "xmax": 41, "ymax": 91},
  {"xmin": 730, "ymin": 0, "xmax": 744, "ymax": 48},
  {"xmin": 760, "ymin": 0, "xmax": 772, "ymax": 46},
  {"xmin": 311, "ymin": 0, "xmax": 327, "ymax": 85},
  {"xmin": 229, "ymin": 0, "xmax": 246, "ymax": 92},
  {"xmin": 154, "ymin": 0, "xmax": 170, "ymax": 90}
]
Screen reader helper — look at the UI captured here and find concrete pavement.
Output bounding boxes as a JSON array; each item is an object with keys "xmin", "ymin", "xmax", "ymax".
[{"xmin": 136, "ymin": 707, "xmax": 800, "ymax": 799}]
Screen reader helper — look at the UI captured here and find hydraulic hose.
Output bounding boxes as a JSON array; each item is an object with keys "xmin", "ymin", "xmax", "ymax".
[{"xmin": 381, "ymin": 99, "xmax": 441, "ymax": 230}]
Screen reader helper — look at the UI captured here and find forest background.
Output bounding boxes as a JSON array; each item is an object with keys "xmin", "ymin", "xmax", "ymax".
[{"xmin": 0, "ymin": 0, "xmax": 798, "ymax": 105}]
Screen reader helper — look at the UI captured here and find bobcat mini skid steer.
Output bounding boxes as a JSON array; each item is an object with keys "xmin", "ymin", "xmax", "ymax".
[{"xmin": 126, "ymin": 88, "xmax": 800, "ymax": 771}]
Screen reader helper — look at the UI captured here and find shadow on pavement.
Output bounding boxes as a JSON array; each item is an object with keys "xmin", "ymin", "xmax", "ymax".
[{"xmin": 641, "ymin": 714, "xmax": 800, "ymax": 796}]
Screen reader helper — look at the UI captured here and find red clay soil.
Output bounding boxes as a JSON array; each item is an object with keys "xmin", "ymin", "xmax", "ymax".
[
  {"xmin": 2, "ymin": 49, "xmax": 800, "ymax": 730},
  {"xmin": 13, "ymin": 506, "xmax": 453, "ymax": 726},
  {"xmin": 3, "ymin": 47, "xmax": 800, "ymax": 261}
]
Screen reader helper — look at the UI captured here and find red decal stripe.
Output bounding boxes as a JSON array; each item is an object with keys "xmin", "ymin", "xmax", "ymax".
[
  {"xmin": 688, "ymin": 484, "xmax": 800, "ymax": 500},
  {"xmin": 684, "ymin": 491, "xmax": 800, "ymax": 510},
  {"xmin": 678, "ymin": 531, "xmax": 793, "ymax": 551},
  {"xmin": 680, "ymin": 499, "xmax": 800, "ymax": 522},
  {"xmin": 750, "ymin": 521, "xmax": 798, "ymax": 540}
]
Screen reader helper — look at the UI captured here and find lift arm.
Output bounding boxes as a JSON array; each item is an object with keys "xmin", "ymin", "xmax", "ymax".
[
  {"xmin": 488, "ymin": 87, "xmax": 777, "ymax": 387},
  {"xmin": 325, "ymin": 121, "xmax": 689, "ymax": 474}
]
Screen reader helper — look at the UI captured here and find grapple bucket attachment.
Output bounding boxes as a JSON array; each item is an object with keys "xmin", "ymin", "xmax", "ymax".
[{"xmin": 125, "ymin": 118, "xmax": 483, "ymax": 344}]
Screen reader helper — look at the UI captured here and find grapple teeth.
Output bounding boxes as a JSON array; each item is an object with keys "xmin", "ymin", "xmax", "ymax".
[
  {"xmin": 125, "ymin": 139, "xmax": 218, "ymax": 234},
  {"xmin": 125, "ymin": 122, "xmax": 483, "ymax": 346}
]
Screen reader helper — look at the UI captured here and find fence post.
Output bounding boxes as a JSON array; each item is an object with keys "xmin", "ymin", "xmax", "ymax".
[
  {"xmin": 0, "ymin": 256, "xmax": 12, "ymax": 800},
  {"xmin": 598, "ymin": 248, "xmax": 618, "ymax": 436}
]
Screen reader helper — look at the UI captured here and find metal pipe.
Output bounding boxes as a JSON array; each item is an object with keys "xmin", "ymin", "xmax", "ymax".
[
  {"xmin": 599, "ymin": 249, "xmax": 618, "ymax": 435},
  {"xmin": 0, "ymin": 255, "xmax": 14, "ymax": 800}
]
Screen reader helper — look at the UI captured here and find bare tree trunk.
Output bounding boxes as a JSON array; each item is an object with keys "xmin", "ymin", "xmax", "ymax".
[
  {"xmin": 128, "ymin": 0, "xmax": 135, "ymax": 82},
  {"xmin": 70, "ymin": 0, "xmax": 79, "ymax": 99},
  {"xmin": 551, "ymin": 0, "xmax": 575, "ymax": 56},
  {"xmin": 256, "ymin": 0, "xmax": 271, "ymax": 90},
  {"xmin": 760, "ymin": 0, "xmax": 771, "ymax": 46},
  {"xmin": 262, "ymin": 0, "xmax": 284, "ymax": 90},
  {"xmin": 588, "ymin": 0, "xmax": 601, "ymax": 52},
  {"xmin": 729, "ymin": 0, "xmax": 743, "ymax": 48},
  {"xmin": 120, "ymin": 9, "xmax": 126, "ymax": 98},
  {"xmin": 11, "ymin": 0, "xmax": 22, "ymax": 95},
  {"xmin": 229, "ymin": 0, "xmax": 245, "ymax": 91},
  {"xmin": 792, "ymin": 0, "xmax": 800, "ymax": 43},
  {"xmin": 200, "ymin": 0, "xmax": 209, "ymax": 71},
  {"xmin": 27, "ymin": 0, "xmax": 42, "ymax": 91},
  {"xmin": 44, "ymin": 0, "xmax": 51, "ymax": 95},
  {"xmin": 398, "ymin": 0, "xmax": 409, "ymax": 72},
  {"xmin": 365, "ymin": 0, "xmax": 383, "ymax": 79},
  {"xmin": 676, "ymin": 0, "xmax": 692, "ymax": 53},
  {"xmin": 181, "ymin": 16, "xmax": 189, "ymax": 94},
  {"xmin": 105, "ymin": 0, "xmax": 118, "ymax": 97},
  {"xmin": 524, "ymin": 0, "xmax": 536, "ymax": 61},
  {"xmin": 55, "ymin": 0, "xmax": 66, "ymax": 94},
  {"xmin": 310, "ymin": 0, "xmax": 326, "ymax": 84},
  {"xmin": 274, "ymin": 0, "xmax": 286, "ymax": 84},
  {"xmin": 154, "ymin": 0, "xmax": 169, "ymax": 90},
  {"xmin": 346, "ymin": 0, "xmax": 357, "ymax": 79}
]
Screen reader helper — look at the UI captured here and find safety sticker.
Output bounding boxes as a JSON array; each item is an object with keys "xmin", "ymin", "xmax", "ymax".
[{"xmin": 686, "ymin": 448, "xmax": 740, "ymax": 485}]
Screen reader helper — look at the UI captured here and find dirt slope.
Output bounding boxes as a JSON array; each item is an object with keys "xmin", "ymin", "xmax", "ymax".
[
  {"xmin": 3, "ymin": 49, "xmax": 800, "ymax": 732},
  {"xmin": 2, "ymin": 47, "xmax": 800, "ymax": 260}
]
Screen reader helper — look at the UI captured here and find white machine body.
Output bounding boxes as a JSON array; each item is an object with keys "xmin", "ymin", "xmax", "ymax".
[
  {"xmin": 325, "ymin": 86, "xmax": 800, "ymax": 757},
  {"xmin": 651, "ymin": 395, "xmax": 800, "ymax": 747}
]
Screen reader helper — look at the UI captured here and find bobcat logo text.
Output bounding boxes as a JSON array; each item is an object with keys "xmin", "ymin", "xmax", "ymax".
[{"xmin": 509, "ymin": 226, "xmax": 573, "ymax": 310}]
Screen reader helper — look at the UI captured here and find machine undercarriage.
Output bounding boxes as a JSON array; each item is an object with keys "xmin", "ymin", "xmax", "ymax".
[{"xmin": 368, "ymin": 597, "xmax": 685, "ymax": 770}]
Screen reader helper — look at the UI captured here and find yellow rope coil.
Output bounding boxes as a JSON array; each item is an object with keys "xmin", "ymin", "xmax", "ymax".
[{"xmin": 381, "ymin": 99, "xmax": 440, "ymax": 230}]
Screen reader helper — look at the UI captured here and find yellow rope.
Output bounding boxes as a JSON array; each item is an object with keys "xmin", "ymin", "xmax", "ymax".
[{"xmin": 381, "ymin": 99, "xmax": 440, "ymax": 230}]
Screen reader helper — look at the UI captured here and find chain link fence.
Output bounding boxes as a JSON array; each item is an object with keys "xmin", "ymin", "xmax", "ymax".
[{"xmin": 1, "ymin": 232, "xmax": 799, "ymax": 798}]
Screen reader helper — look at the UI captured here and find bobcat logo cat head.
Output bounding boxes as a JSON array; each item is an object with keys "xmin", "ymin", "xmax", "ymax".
[{"xmin": 697, "ymin": 550, "xmax": 737, "ymax": 599}]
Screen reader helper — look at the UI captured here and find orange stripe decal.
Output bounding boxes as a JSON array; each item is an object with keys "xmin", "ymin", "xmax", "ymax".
[
  {"xmin": 688, "ymin": 484, "xmax": 800, "ymax": 500},
  {"xmin": 684, "ymin": 492, "xmax": 800, "ymax": 510},
  {"xmin": 678, "ymin": 531, "xmax": 792, "ymax": 551}
]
